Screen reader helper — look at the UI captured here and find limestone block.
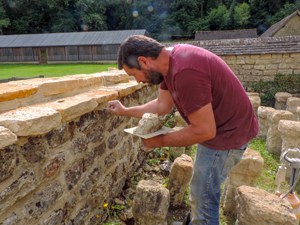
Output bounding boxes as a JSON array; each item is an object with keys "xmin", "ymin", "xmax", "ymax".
[
  {"xmin": 38, "ymin": 76, "xmax": 104, "ymax": 97},
  {"xmin": 38, "ymin": 94, "xmax": 98, "ymax": 122},
  {"xmin": 0, "ymin": 126, "xmax": 17, "ymax": 149},
  {"xmin": 275, "ymin": 92, "xmax": 292, "ymax": 110},
  {"xmin": 0, "ymin": 83, "xmax": 38, "ymax": 102},
  {"xmin": 83, "ymin": 89, "xmax": 118, "ymax": 104},
  {"xmin": 235, "ymin": 185, "xmax": 297, "ymax": 225},
  {"xmin": 99, "ymin": 70, "xmax": 130, "ymax": 85},
  {"xmin": 168, "ymin": 154, "xmax": 193, "ymax": 207},
  {"xmin": 248, "ymin": 95, "xmax": 261, "ymax": 114},
  {"xmin": 287, "ymin": 97, "xmax": 300, "ymax": 118},
  {"xmin": 132, "ymin": 180, "xmax": 169, "ymax": 225},
  {"xmin": 100, "ymin": 80, "xmax": 146, "ymax": 98},
  {"xmin": 257, "ymin": 106, "xmax": 275, "ymax": 138},
  {"xmin": 0, "ymin": 107, "xmax": 62, "ymax": 136},
  {"xmin": 278, "ymin": 120, "xmax": 300, "ymax": 151},
  {"xmin": 247, "ymin": 92, "xmax": 259, "ymax": 97},
  {"xmin": 222, "ymin": 148, "xmax": 264, "ymax": 216},
  {"xmin": 266, "ymin": 110, "xmax": 294, "ymax": 155}
]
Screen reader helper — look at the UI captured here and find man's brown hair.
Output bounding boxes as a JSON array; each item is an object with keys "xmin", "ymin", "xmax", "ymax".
[{"xmin": 117, "ymin": 35, "xmax": 165, "ymax": 70}]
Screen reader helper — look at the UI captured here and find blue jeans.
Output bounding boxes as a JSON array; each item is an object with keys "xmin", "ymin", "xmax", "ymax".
[{"xmin": 189, "ymin": 144, "xmax": 246, "ymax": 225}]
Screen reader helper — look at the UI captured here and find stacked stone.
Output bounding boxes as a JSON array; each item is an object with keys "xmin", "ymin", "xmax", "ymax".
[
  {"xmin": 168, "ymin": 154, "xmax": 193, "ymax": 208},
  {"xmin": 222, "ymin": 148, "xmax": 264, "ymax": 217},
  {"xmin": 275, "ymin": 92, "xmax": 292, "ymax": 110},
  {"xmin": 266, "ymin": 110, "xmax": 294, "ymax": 155},
  {"xmin": 132, "ymin": 180, "xmax": 170, "ymax": 225},
  {"xmin": 235, "ymin": 186, "xmax": 298, "ymax": 225}
]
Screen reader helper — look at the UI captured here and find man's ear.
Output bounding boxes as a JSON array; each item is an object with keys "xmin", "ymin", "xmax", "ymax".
[{"xmin": 137, "ymin": 56, "xmax": 149, "ymax": 69}]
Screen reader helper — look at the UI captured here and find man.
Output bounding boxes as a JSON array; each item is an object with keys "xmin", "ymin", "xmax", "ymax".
[{"xmin": 108, "ymin": 35, "xmax": 258, "ymax": 225}]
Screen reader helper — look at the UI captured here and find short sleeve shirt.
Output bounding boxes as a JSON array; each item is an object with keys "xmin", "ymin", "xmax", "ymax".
[{"xmin": 160, "ymin": 44, "xmax": 258, "ymax": 150}]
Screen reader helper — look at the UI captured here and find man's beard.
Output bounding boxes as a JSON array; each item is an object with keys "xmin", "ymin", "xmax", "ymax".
[{"xmin": 146, "ymin": 70, "xmax": 164, "ymax": 84}]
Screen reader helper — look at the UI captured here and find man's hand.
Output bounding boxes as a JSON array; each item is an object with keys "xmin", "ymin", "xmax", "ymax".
[
  {"xmin": 107, "ymin": 100, "xmax": 127, "ymax": 116},
  {"xmin": 141, "ymin": 135, "xmax": 163, "ymax": 152}
]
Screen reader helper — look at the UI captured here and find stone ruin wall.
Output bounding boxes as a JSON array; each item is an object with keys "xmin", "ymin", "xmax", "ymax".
[
  {"xmin": 221, "ymin": 52, "xmax": 300, "ymax": 88},
  {"xmin": 1, "ymin": 42, "xmax": 300, "ymax": 224},
  {"xmin": 0, "ymin": 71, "xmax": 158, "ymax": 225}
]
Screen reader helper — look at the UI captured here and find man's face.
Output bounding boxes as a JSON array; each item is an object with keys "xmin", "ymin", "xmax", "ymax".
[
  {"xmin": 123, "ymin": 65, "xmax": 163, "ymax": 85},
  {"xmin": 142, "ymin": 68, "xmax": 164, "ymax": 85}
]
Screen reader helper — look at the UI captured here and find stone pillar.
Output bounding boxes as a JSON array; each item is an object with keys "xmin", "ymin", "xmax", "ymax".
[
  {"xmin": 235, "ymin": 185, "xmax": 297, "ymax": 225},
  {"xmin": 278, "ymin": 120, "xmax": 300, "ymax": 152},
  {"xmin": 275, "ymin": 92, "xmax": 292, "ymax": 110},
  {"xmin": 168, "ymin": 154, "xmax": 193, "ymax": 207},
  {"xmin": 287, "ymin": 97, "xmax": 300, "ymax": 119},
  {"xmin": 248, "ymin": 93, "xmax": 261, "ymax": 114},
  {"xmin": 257, "ymin": 106, "xmax": 275, "ymax": 138},
  {"xmin": 266, "ymin": 110, "xmax": 294, "ymax": 155},
  {"xmin": 168, "ymin": 147, "xmax": 186, "ymax": 161},
  {"xmin": 132, "ymin": 180, "xmax": 169, "ymax": 225},
  {"xmin": 222, "ymin": 148, "xmax": 264, "ymax": 217}
]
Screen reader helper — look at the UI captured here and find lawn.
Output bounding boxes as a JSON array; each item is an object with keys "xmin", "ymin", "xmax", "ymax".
[{"xmin": 0, "ymin": 63, "xmax": 118, "ymax": 79}]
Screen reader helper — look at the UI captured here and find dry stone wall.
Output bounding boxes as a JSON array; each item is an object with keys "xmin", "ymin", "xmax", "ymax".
[
  {"xmin": 0, "ymin": 70, "xmax": 158, "ymax": 225},
  {"xmin": 166, "ymin": 36, "xmax": 300, "ymax": 88}
]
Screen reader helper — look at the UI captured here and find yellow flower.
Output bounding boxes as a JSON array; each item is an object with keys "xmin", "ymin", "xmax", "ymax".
[
  {"xmin": 103, "ymin": 203, "xmax": 109, "ymax": 209},
  {"xmin": 96, "ymin": 214, "xmax": 100, "ymax": 218}
]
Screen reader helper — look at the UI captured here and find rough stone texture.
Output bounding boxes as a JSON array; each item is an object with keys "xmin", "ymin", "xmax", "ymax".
[
  {"xmin": 0, "ymin": 126, "xmax": 17, "ymax": 149},
  {"xmin": 222, "ymin": 148, "xmax": 264, "ymax": 217},
  {"xmin": 235, "ymin": 185, "xmax": 298, "ymax": 225},
  {"xmin": 297, "ymin": 107, "xmax": 300, "ymax": 121},
  {"xmin": 275, "ymin": 92, "xmax": 293, "ymax": 110},
  {"xmin": 266, "ymin": 110, "xmax": 294, "ymax": 155},
  {"xmin": 132, "ymin": 180, "xmax": 170, "ymax": 225},
  {"xmin": 278, "ymin": 120, "xmax": 300, "ymax": 152},
  {"xmin": 287, "ymin": 97, "xmax": 300, "ymax": 119},
  {"xmin": 0, "ymin": 106, "xmax": 62, "ymax": 136},
  {"xmin": 168, "ymin": 154, "xmax": 193, "ymax": 207},
  {"xmin": 257, "ymin": 106, "xmax": 276, "ymax": 138},
  {"xmin": 248, "ymin": 95, "xmax": 261, "ymax": 114},
  {"xmin": 0, "ymin": 71, "xmax": 158, "ymax": 225}
]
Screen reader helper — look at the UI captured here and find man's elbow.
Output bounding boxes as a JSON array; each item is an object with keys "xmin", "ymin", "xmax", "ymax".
[{"xmin": 203, "ymin": 128, "xmax": 216, "ymax": 142}]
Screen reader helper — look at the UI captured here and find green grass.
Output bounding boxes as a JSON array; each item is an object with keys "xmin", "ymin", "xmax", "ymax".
[{"xmin": 0, "ymin": 63, "xmax": 118, "ymax": 79}]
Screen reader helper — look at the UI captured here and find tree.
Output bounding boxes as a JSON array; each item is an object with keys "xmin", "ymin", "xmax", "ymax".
[
  {"xmin": 234, "ymin": 2, "xmax": 250, "ymax": 28},
  {"xmin": 205, "ymin": 4, "xmax": 230, "ymax": 30},
  {"xmin": 0, "ymin": 1, "xmax": 10, "ymax": 34}
]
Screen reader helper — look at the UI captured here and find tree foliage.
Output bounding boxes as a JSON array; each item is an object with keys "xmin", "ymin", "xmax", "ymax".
[{"xmin": 0, "ymin": 0, "xmax": 299, "ymax": 40}]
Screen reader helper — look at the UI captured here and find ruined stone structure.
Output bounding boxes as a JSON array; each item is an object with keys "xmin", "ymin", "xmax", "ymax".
[{"xmin": 0, "ymin": 70, "xmax": 158, "ymax": 224}]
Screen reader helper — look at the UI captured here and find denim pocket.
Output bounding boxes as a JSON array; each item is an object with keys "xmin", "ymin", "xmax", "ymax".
[{"xmin": 221, "ymin": 147, "xmax": 245, "ymax": 178}]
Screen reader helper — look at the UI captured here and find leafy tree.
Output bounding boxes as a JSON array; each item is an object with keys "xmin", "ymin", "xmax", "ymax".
[
  {"xmin": 0, "ymin": 1, "xmax": 10, "ymax": 34},
  {"xmin": 268, "ymin": 0, "xmax": 300, "ymax": 25},
  {"xmin": 205, "ymin": 4, "xmax": 230, "ymax": 30},
  {"xmin": 233, "ymin": 2, "xmax": 250, "ymax": 28},
  {"xmin": 76, "ymin": 0, "xmax": 107, "ymax": 31}
]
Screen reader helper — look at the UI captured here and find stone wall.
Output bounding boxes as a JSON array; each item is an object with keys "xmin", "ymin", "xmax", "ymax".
[
  {"xmin": 222, "ymin": 52, "xmax": 300, "ymax": 87},
  {"xmin": 0, "ymin": 70, "xmax": 158, "ymax": 225},
  {"xmin": 166, "ymin": 35, "xmax": 300, "ymax": 88}
]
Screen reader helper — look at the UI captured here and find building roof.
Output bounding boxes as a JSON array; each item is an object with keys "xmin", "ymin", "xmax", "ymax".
[
  {"xmin": 260, "ymin": 10, "xmax": 300, "ymax": 37},
  {"xmin": 195, "ymin": 29, "xmax": 257, "ymax": 41},
  {"xmin": 0, "ymin": 30, "xmax": 147, "ymax": 48},
  {"xmin": 166, "ymin": 35, "xmax": 300, "ymax": 55}
]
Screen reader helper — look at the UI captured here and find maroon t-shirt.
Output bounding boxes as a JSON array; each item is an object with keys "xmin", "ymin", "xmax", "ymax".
[{"xmin": 160, "ymin": 44, "xmax": 258, "ymax": 150}]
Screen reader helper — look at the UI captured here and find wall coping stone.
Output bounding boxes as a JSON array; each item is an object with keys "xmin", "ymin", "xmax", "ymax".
[
  {"xmin": 0, "ymin": 70, "xmax": 146, "ymax": 148},
  {"xmin": 166, "ymin": 35, "xmax": 300, "ymax": 55}
]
